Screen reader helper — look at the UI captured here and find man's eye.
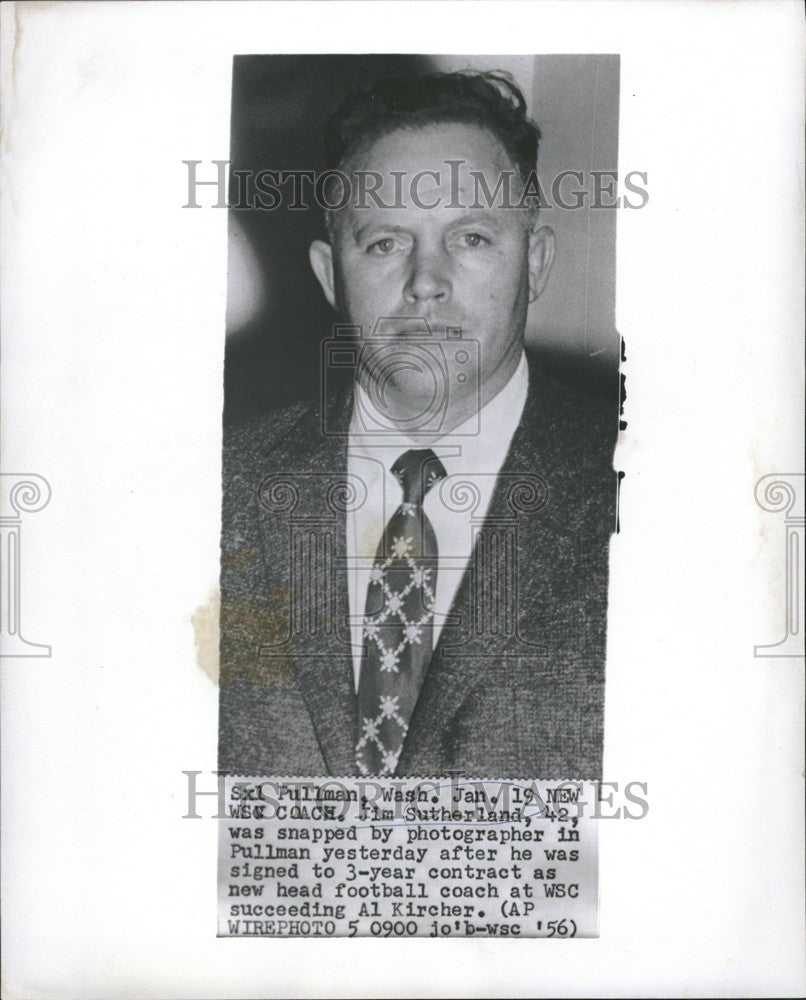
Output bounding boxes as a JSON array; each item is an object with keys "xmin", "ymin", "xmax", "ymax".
[
  {"xmin": 367, "ymin": 238, "xmax": 398, "ymax": 255},
  {"xmin": 459, "ymin": 232, "xmax": 490, "ymax": 248}
]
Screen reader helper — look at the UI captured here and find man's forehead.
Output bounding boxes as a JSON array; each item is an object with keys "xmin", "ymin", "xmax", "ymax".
[
  {"xmin": 327, "ymin": 121, "xmax": 529, "ymax": 234},
  {"xmin": 348, "ymin": 121, "xmax": 516, "ymax": 180}
]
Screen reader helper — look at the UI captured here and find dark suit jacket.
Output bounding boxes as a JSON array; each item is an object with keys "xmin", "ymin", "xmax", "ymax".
[{"xmin": 218, "ymin": 355, "xmax": 617, "ymax": 778}]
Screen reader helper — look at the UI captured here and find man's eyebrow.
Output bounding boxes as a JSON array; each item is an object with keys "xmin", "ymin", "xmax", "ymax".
[
  {"xmin": 350, "ymin": 221, "xmax": 408, "ymax": 242},
  {"xmin": 350, "ymin": 211, "xmax": 506, "ymax": 242}
]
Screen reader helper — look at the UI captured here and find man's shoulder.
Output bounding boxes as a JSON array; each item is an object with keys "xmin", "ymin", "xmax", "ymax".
[{"xmin": 223, "ymin": 397, "xmax": 318, "ymax": 467}]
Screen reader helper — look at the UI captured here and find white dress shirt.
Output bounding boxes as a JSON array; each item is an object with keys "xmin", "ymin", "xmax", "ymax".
[{"xmin": 346, "ymin": 352, "xmax": 529, "ymax": 691}]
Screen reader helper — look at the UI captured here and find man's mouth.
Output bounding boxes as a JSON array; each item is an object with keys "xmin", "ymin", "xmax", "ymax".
[{"xmin": 370, "ymin": 316, "xmax": 462, "ymax": 339}]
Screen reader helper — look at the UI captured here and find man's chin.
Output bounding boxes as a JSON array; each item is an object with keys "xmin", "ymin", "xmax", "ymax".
[{"xmin": 366, "ymin": 371, "xmax": 442, "ymax": 417}]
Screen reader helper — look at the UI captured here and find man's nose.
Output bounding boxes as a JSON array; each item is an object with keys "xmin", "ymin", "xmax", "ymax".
[{"xmin": 402, "ymin": 245, "xmax": 451, "ymax": 304}]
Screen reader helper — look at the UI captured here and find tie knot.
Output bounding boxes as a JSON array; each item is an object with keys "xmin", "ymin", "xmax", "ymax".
[{"xmin": 391, "ymin": 449, "xmax": 447, "ymax": 507}]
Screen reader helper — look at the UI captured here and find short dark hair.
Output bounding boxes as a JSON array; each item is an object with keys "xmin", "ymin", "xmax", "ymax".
[{"xmin": 322, "ymin": 70, "xmax": 541, "ymax": 233}]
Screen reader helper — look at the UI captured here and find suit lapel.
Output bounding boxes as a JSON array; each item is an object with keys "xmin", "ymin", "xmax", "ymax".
[
  {"xmin": 256, "ymin": 390, "xmax": 358, "ymax": 775},
  {"xmin": 398, "ymin": 363, "xmax": 566, "ymax": 770}
]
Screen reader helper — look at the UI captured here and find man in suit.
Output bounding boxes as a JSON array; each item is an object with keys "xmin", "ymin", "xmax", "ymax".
[{"xmin": 219, "ymin": 71, "xmax": 617, "ymax": 779}]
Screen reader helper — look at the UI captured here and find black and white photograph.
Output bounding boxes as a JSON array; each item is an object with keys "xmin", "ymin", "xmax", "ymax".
[
  {"xmin": 218, "ymin": 55, "xmax": 621, "ymax": 780},
  {"xmin": 1, "ymin": 0, "xmax": 803, "ymax": 996}
]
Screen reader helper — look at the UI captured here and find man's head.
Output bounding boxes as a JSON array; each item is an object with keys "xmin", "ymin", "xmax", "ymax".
[{"xmin": 309, "ymin": 71, "xmax": 555, "ymax": 435}]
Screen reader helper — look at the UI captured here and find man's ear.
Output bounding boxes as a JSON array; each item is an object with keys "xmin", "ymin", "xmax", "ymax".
[
  {"xmin": 309, "ymin": 239, "xmax": 337, "ymax": 309},
  {"xmin": 527, "ymin": 224, "xmax": 556, "ymax": 302}
]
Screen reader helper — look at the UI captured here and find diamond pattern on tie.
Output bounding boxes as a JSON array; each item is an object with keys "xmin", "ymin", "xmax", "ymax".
[{"xmin": 356, "ymin": 449, "xmax": 447, "ymax": 776}]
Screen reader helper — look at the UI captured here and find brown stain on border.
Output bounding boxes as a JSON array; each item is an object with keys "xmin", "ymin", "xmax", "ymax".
[{"xmin": 191, "ymin": 588, "xmax": 220, "ymax": 686}]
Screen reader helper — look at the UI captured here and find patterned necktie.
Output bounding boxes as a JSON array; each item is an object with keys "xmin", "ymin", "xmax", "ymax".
[{"xmin": 356, "ymin": 448, "xmax": 447, "ymax": 776}]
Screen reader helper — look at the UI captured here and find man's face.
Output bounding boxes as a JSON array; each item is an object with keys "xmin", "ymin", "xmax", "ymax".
[{"xmin": 310, "ymin": 122, "xmax": 554, "ymax": 431}]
